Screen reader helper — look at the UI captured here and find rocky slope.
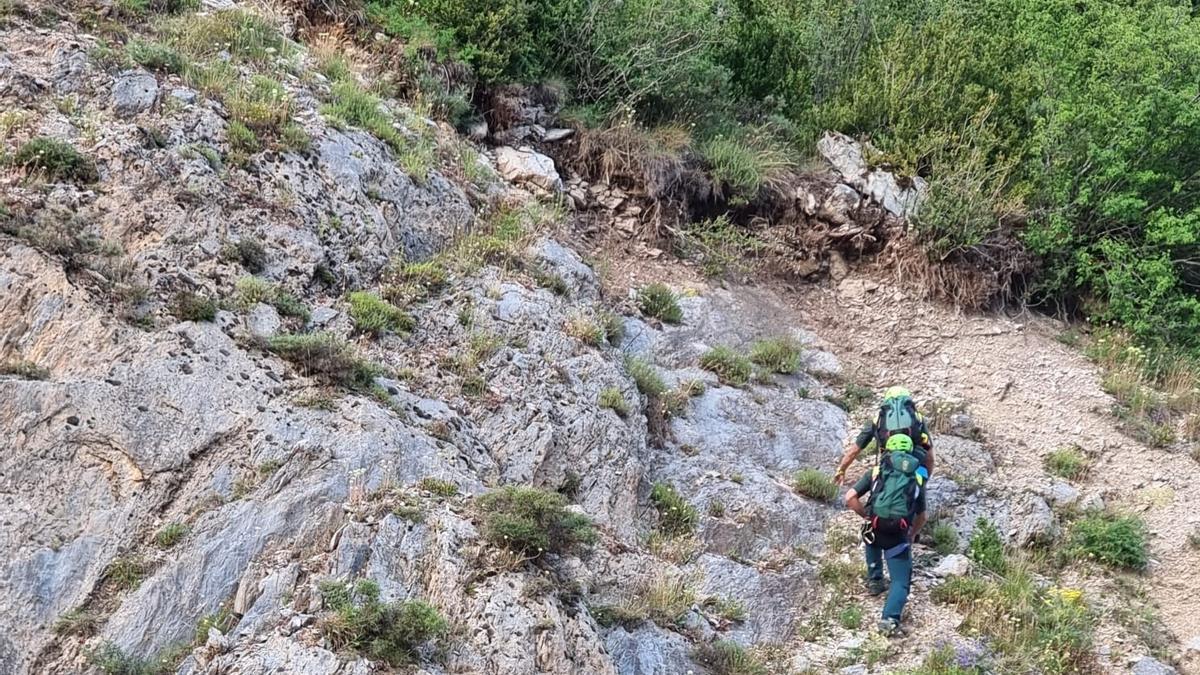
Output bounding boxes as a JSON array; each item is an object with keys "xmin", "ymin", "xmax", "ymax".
[{"xmin": 0, "ymin": 3, "xmax": 1191, "ymax": 675}]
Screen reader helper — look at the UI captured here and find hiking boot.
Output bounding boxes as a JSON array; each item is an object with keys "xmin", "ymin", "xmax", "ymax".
[
  {"xmin": 877, "ymin": 618, "xmax": 900, "ymax": 636},
  {"xmin": 866, "ymin": 578, "xmax": 886, "ymax": 596}
]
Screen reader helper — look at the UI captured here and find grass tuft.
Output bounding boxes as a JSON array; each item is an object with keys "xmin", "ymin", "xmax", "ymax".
[
  {"xmin": 267, "ymin": 332, "xmax": 379, "ymax": 390},
  {"xmin": 748, "ymin": 336, "xmax": 802, "ymax": 374},
  {"xmin": 1070, "ymin": 512, "xmax": 1147, "ymax": 570},
  {"xmin": 966, "ymin": 518, "xmax": 1006, "ymax": 575},
  {"xmin": 599, "ymin": 387, "xmax": 630, "ymax": 417},
  {"xmin": 169, "ymin": 291, "xmax": 217, "ymax": 322},
  {"xmin": 154, "ymin": 522, "xmax": 189, "ymax": 549},
  {"xmin": 650, "ymin": 482, "xmax": 698, "ymax": 536},
  {"xmin": 637, "ymin": 283, "xmax": 683, "ymax": 324},
  {"xmin": 6, "ymin": 137, "xmax": 97, "ymax": 182},
  {"xmin": 624, "ymin": 356, "xmax": 667, "ymax": 398},
  {"xmin": 1044, "ymin": 446, "xmax": 1089, "ymax": 481},
  {"xmin": 792, "ymin": 469, "xmax": 838, "ymax": 502},
  {"xmin": 0, "ymin": 359, "xmax": 49, "ymax": 380},
  {"xmin": 692, "ymin": 640, "xmax": 768, "ymax": 675},
  {"xmin": 700, "ymin": 346, "xmax": 753, "ymax": 386},
  {"xmin": 930, "ymin": 521, "xmax": 959, "ymax": 555},
  {"xmin": 348, "ymin": 291, "xmax": 414, "ymax": 336}
]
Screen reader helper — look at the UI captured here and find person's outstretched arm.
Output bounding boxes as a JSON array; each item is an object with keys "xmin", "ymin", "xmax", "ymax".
[
  {"xmin": 844, "ymin": 488, "xmax": 867, "ymax": 518},
  {"xmin": 833, "ymin": 443, "xmax": 862, "ymax": 485}
]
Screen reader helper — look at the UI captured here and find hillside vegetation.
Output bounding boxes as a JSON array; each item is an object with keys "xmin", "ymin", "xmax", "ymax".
[{"xmin": 361, "ymin": 0, "xmax": 1200, "ymax": 353}]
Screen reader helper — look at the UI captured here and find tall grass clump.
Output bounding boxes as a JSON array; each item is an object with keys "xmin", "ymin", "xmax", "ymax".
[
  {"xmin": 749, "ymin": 336, "xmax": 802, "ymax": 374},
  {"xmin": 792, "ymin": 469, "xmax": 837, "ymax": 502},
  {"xmin": 477, "ymin": 486, "xmax": 596, "ymax": 558},
  {"xmin": 637, "ymin": 283, "xmax": 683, "ymax": 324},
  {"xmin": 319, "ymin": 579, "xmax": 447, "ymax": 666},
  {"xmin": 650, "ymin": 482, "xmax": 698, "ymax": 536},
  {"xmin": 700, "ymin": 346, "xmax": 752, "ymax": 386}
]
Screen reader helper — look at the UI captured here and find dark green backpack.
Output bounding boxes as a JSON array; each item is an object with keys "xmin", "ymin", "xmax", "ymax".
[
  {"xmin": 874, "ymin": 396, "xmax": 921, "ymax": 450},
  {"xmin": 867, "ymin": 452, "xmax": 922, "ymax": 528}
]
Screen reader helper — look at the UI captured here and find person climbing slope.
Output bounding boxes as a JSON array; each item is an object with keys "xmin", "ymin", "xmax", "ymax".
[
  {"xmin": 833, "ymin": 386, "xmax": 934, "ymax": 486},
  {"xmin": 843, "ymin": 433, "xmax": 926, "ymax": 635}
]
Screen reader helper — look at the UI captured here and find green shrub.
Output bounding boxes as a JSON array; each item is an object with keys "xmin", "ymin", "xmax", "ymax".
[
  {"xmin": 930, "ymin": 521, "xmax": 959, "ymax": 555},
  {"xmin": 1070, "ymin": 513, "xmax": 1147, "ymax": 570},
  {"xmin": 966, "ymin": 518, "xmax": 1006, "ymax": 575},
  {"xmin": 477, "ymin": 485, "xmax": 596, "ymax": 557},
  {"xmin": 649, "ymin": 482, "xmax": 698, "ymax": 536},
  {"xmin": 837, "ymin": 605, "xmax": 863, "ymax": 629},
  {"xmin": 169, "ymin": 291, "xmax": 217, "ymax": 322},
  {"xmin": 0, "ymin": 360, "xmax": 49, "ymax": 380},
  {"xmin": 624, "ymin": 356, "xmax": 666, "ymax": 397},
  {"xmin": 792, "ymin": 469, "xmax": 837, "ymax": 502},
  {"xmin": 749, "ymin": 336, "xmax": 802, "ymax": 374},
  {"xmin": 703, "ymin": 595, "xmax": 745, "ymax": 622},
  {"xmin": 226, "ymin": 75, "xmax": 293, "ymax": 136},
  {"xmin": 1044, "ymin": 446, "xmax": 1089, "ymax": 481},
  {"xmin": 127, "ymin": 40, "xmax": 187, "ymax": 73},
  {"xmin": 6, "ymin": 137, "xmax": 97, "ymax": 182},
  {"xmin": 234, "ymin": 277, "xmax": 310, "ymax": 321},
  {"xmin": 154, "ymin": 522, "xmax": 189, "ymax": 549},
  {"xmin": 319, "ymin": 579, "xmax": 447, "ymax": 666},
  {"xmin": 692, "ymin": 640, "xmax": 767, "ymax": 675},
  {"xmin": 267, "ymin": 332, "xmax": 379, "ymax": 389},
  {"xmin": 599, "ymin": 387, "xmax": 630, "ymax": 417},
  {"xmin": 227, "ymin": 120, "xmax": 259, "ymax": 156},
  {"xmin": 700, "ymin": 346, "xmax": 752, "ymax": 386},
  {"xmin": 637, "ymin": 283, "xmax": 683, "ymax": 324},
  {"xmin": 348, "ymin": 291, "xmax": 414, "ymax": 336}
]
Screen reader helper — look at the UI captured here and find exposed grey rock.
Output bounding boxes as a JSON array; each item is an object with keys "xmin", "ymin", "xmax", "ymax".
[
  {"xmin": 170, "ymin": 87, "xmax": 198, "ymax": 105},
  {"xmin": 947, "ymin": 412, "xmax": 977, "ymax": 438},
  {"xmin": 246, "ymin": 303, "xmax": 282, "ymax": 339},
  {"xmin": 936, "ymin": 436, "xmax": 994, "ymax": 477},
  {"xmin": 238, "ymin": 564, "xmax": 300, "ymax": 637},
  {"xmin": 52, "ymin": 45, "xmax": 89, "ymax": 94},
  {"xmin": 1045, "ymin": 480, "xmax": 1081, "ymax": 507},
  {"xmin": 1131, "ymin": 656, "xmax": 1178, "ymax": 674},
  {"xmin": 495, "ymin": 146, "xmax": 563, "ymax": 193},
  {"xmin": 1009, "ymin": 493, "xmax": 1057, "ymax": 548},
  {"xmin": 840, "ymin": 666, "xmax": 869, "ymax": 675},
  {"xmin": 931, "ymin": 554, "xmax": 971, "ymax": 577},
  {"xmin": 543, "ymin": 128, "xmax": 575, "ymax": 142},
  {"xmin": 308, "ymin": 306, "xmax": 339, "ymax": 327},
  {"xmin": 529, "ymin": 238, "xmax": 599, "ymax": 300},
  {"xmin": 817, "ymin": 131, "xmax": 927, "ymax": 218},
  {"xmin": 605, "ymin": 624, "xmax": 697, "ymax": 675},
  {"xmin": 112, "ymin": 70, "xmax": 158, "ymax": 117},
  {"xmin": 0, "ymin": 55, "xmax": 45, "ymax": 101},
  {"xmin": 695, "ymin": 554, "xmax": 816, "ymax": 643}
]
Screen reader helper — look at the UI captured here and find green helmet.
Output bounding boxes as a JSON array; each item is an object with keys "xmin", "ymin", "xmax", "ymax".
[
  {"xmin": 883, "ymin": 386, "xmax": 911, "ymax": 401},
  {"xmin": 885, "ymin": 433, "xmax": 913, "ymax": 453}
]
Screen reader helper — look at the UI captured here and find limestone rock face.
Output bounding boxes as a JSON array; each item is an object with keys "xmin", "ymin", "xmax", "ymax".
[
  {"xmin": 111, "ymin": 70, "xmax": 157, "ymax": 117},
  {"xmin": 495, "ymin": 146, "xmax": 563, "ymax": 193}
]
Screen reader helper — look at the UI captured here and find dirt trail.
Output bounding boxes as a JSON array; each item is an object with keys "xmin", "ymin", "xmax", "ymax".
[{"xmin": 790, "ymin": 274, "xmax": 1200, "ymax": 662}]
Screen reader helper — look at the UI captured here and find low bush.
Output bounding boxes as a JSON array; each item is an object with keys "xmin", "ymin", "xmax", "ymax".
[
  {"xmin": 930, "ymin": 521, "xmax": 959, "ymax": 555},
  {"xmin": 700, "ymin": 346, "xmax": 752, "ymax": 386},
  {"xmin": 477, "ymin": 485, "xmax": 596, "ymax": 557},
  {"xmin": 599, "ymin": 387, "xmax": 630, "ymax": 417},
  {"xmin": 792, "ymin": 469, "xmax": 837, "ymax": 502},
  {"xmin": 1044, "ymin": 446, "xmax": 1089, "ymax": 481},
  {"xmin": 6, "ymin": 137, "xmax": 97, "ymax": 182},
  {"xmin": 53, "ymin": 608, "xmax": 100, "ymax": 637},
  {"xmin": 837, "ymin": 605, "xmax": 863, "ymax": 629},
  {"xmin": 966, "ymin": 518, "xmax": 1006, "ymax": 575},
  {"xmin": 649, "ymin": 482, "xmax": 698, "ymax": 536},
  {"xmin": 348, "ymin": 291, "xmax": 414, "ymax": 336},
  {"xmin": 87, "ymin": 641, "xmax": 185, "ymax": 675},
  {"xmin": 319, "ymin": 579, "xmax": 447, "ymax": 666},
  {"xmin": 692, "ymin": 640, "xmax": 767, "ymax": 675},
  {"xmin": 637, "ymin": 283, "xmax": 683, "ymax": 324},
  {"xmin": 169, "ymin": 291, "xmax": 217, "ymax": 322},
  {"xmin": 749, "ymin": 336, "xmax": 802, "ymax": 374},
  {"xmin": 103, "ymin": 555, "xmax": 149, "ymax": 591},
  {"xmin": 322, "ymin": 79, "xmax": 403, "ymax": 150},
  {"xmin": 700, "ymin": 128, "xmax": 795, "ymax": 201},
  {"xmin": 417, "ymin": 477, "xmax": 458, "ymax": 497},
  {"xmin": 566, "ymin": 315, "xmax": 606, "ymax": 347},
  {"xmin": 703, "ymin": 595, "xmax": 745, "ymax": 622},
  {"xmin": 1070, "ymin": 513, "xmax": 1148, "ymax": 571},
  {"xmin": 234, "ymin": 277, "xmax": 310, "ymax": 321},
  {"xmin": 267, "ymin": 332, "xmax": 380, "ymax": 389},
  {"xmin": 930, "ymin": 575, "xmax": 989, "ymax": 607},
  {"xmin": 225, "ymin": 238, "xmax": 269, "ymax": 273},
  {"xmin": 127, "ymin": 40, "xmax": 187, "ymax": 74},
  {"xmin": 0, "ymin": 359, "xmax": 49, "ymax": 380}
]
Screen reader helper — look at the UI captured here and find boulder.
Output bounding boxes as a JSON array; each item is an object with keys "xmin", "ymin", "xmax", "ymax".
[
  {"xmin": 1009, "ymin": 493, "xmax": 1057, "ymax": 548},
  {"xmin": 495, "ymin": 146, "xmax": 563, "ymax": 193},
  {"xmin": 604, "ymin": 625, "xmax": 697, "ymax": 675},
  {"xmin": 931, "ymin": 554, "xmax": 971, "ymax": 578},
  {"xmin": 818, "ymin": 184, "xmax": 862, "ymax": 225},
  {"xmin": 543, "ymin": 128, "xmax": 575, "ymax": 142},
  {"xmin": 528, "ymin": 238, "xmax": 599, "ymax": 300},
  {"xmin": 816, "ymin": 131, "xmax": 927, "ymax": 218},
  {"xmin": 1131, "ymin": 656, "xmax": 1178, "ymax": 674},
  {"xmin": 246, "ymin": 303, "xmax": 282, "ymax": 339},
  {"xmin": 112, "ymin": 70, "xmax": 158, "ymax": 117},
  {"xmin": 1045, "ymin": 481, "xmax": 1080, "ymax": 507}
]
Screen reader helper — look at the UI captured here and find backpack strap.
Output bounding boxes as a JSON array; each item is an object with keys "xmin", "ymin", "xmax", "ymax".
[
  {"xmin": 903, "ymin": 398, "xmax": 920, "ymax": 440},
  {"xmin": 874, "ymin": 404, "xmax": 889, "ymax": 452}
]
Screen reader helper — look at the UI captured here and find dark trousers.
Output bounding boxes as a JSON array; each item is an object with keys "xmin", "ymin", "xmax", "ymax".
[{"xmin": 865, "ymin": 541, "xmax": 912, "ymax": 621}]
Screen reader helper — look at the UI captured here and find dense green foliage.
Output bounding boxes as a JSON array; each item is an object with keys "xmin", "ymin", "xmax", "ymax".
[
  {"xmin": 649, "ymin": 481, "xmax": 699, "ymax": 536},
  {"xmin": 1070, "ymin": 512, "xmax": 1148, "ymax": 570},
  {"xmin": 319, "ymin": 579, "xmax": 447, "ymax": 665},
  {"xmin": 366, "ymin": 0, "xmax": 1200, "ymax": 351},
  {"xmin": 477, "ymin": 485, "xmax": 597, "ymax": 556}
]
